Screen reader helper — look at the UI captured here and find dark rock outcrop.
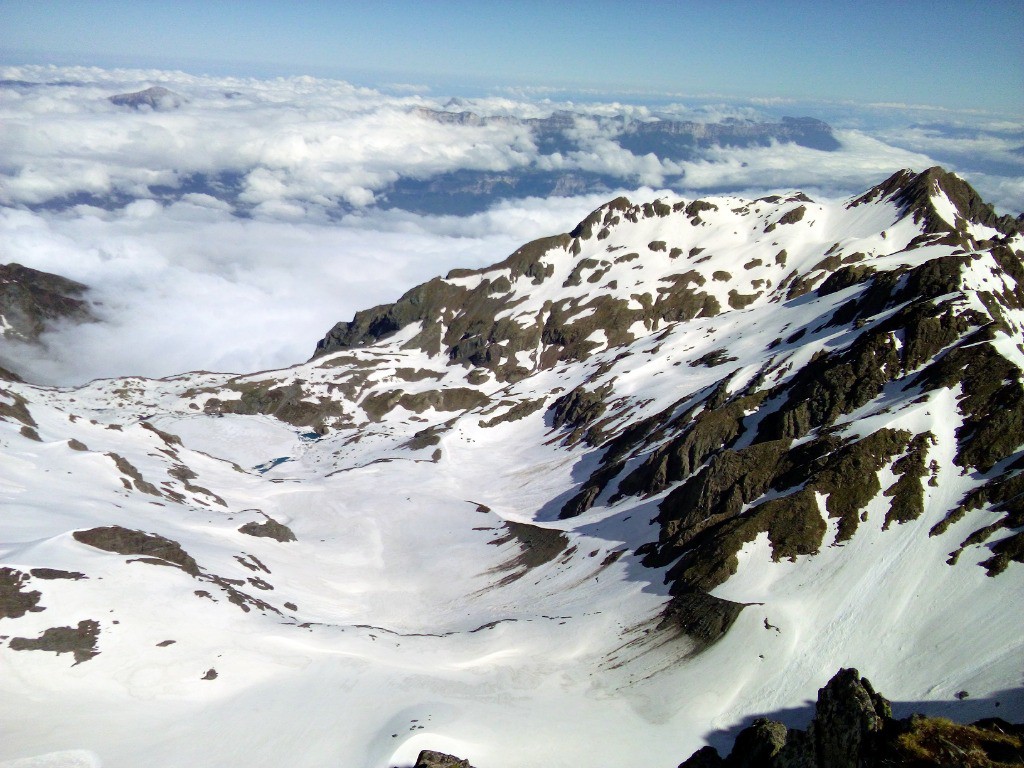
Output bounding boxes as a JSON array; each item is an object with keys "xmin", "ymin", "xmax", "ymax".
[
  {"xmin": 73, "ymin": 526, "xmax": 201, "ymax": 576},
  {"xmin": 238, "ymin": 516, "xmax": 297, "ymax": 543},
  {"xmin": 0, "ymin": 567, "xmax": 44, "ymax": 619},
  {"xmin": 678, "ymin": 668, "xmax": 1024, "ymax": 768},
  {"xmin": 8, "ymin": 619, "xmax": 100, "ymax": 664},
  {"xmin": 411, "ymin": 750, "xmax": 476, "ymax": 768},
  {"xmin": 657, "ymin": 591, "xmax": 747, "ymax": 654}
]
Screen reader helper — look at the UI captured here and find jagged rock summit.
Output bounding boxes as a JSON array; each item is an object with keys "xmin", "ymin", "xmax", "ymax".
[{"xmin": 0, "ymin": 168, "xmax": 1021, "ymax": 767}]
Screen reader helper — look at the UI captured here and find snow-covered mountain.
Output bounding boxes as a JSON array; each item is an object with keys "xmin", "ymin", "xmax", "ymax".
[{"xmin": 0, "ymin": 167, "xmax": 1021, "ymax": 768}]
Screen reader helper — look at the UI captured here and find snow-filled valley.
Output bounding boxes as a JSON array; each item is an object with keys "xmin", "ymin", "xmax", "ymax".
[{"xmin": 1, "ymin": 167, "xmax": 1023, "ymax": 767}]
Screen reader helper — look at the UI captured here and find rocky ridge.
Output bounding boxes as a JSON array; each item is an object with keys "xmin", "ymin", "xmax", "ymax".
[
  {"xmin": 413, "ymin": 107, "xmax": 841, "ymax": 155},
  {"xmin": 386, "ymin": 109, "xmax": 840, "ymax": 213}
]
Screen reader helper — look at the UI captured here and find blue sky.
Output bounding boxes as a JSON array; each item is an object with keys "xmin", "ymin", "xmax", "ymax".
[{"xmin": 2, "ymin": 0, "xmax": 1022, "ymax": 113}]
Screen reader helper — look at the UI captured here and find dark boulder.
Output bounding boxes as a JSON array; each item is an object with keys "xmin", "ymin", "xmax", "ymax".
[{"xmin": 412, "ymin": 750, "xmax": 476, "ymax": 768}]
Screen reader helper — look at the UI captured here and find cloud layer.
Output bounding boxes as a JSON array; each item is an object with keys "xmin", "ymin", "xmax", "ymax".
[{"xmin": 0, "ymin": 65, "xmax": 1020, "ymax": 385}]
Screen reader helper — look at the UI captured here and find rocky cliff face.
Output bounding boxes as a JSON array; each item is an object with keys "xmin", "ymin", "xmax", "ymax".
[
  {"xmin": 0, "ymin": 262, "xmax": 92, "ymax": 344},
  {"xmin": 0, "ymin": 262, "xmax": 94, "ymax": 378}
]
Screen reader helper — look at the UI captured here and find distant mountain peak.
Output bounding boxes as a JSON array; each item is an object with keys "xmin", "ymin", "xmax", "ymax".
[
  {"xmin": 109, "ymin": 85, "xmax": 183, "ymax": 111},
  {"xmin": 850, "ymin": 166, "xmax": 1022, "ymax": 240}
]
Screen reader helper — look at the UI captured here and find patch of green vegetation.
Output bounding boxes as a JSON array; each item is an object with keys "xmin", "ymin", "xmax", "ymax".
[{"xmin": 893, "ymin": 715, "xmax": 1024, "ymax": 767}]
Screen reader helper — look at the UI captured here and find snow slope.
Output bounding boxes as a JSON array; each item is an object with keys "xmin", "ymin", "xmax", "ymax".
[{"xmin": 1, "ymin": 168, "xmax": 1022, "ymax": 767}]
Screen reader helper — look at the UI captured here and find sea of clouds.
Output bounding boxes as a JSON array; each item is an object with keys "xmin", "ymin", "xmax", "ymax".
[{"xmin": 1, "ymin": 65, "xmax": 1021, "ymax": 385}]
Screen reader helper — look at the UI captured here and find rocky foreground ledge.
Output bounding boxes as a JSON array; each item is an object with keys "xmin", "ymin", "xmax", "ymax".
[
  {"xmin": 404, "ymin": 668, "xmax": 1023, "ymax": 768},
  {"xmin": 680, "ymin": 668, "xmax": 1024, "ymax": 767}
]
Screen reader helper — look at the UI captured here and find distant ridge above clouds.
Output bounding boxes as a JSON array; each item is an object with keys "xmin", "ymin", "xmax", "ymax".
[
  {"xmin": 1, "ymin": 65, "xmax": 1020, "ymax": 219},
  {"xmin": 108, "ymin": 84, "xmax": 184, "ymax": 110}
]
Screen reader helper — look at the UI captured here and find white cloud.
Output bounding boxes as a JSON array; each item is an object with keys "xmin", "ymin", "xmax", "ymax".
[
  {"xmin": 964, "ymin": 174, "xmax": 1024, "ymax": 217},
  {"xmin": 673, "ymin": 130, "xmax": 937, "ymax": 194},
  {"xmin": 870, "ymin": 126, "xmax": 1024, "ymax": 160},
  {"xmin": 0, "ymin": 66, "xmax": 539, "ymax": 214}
]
